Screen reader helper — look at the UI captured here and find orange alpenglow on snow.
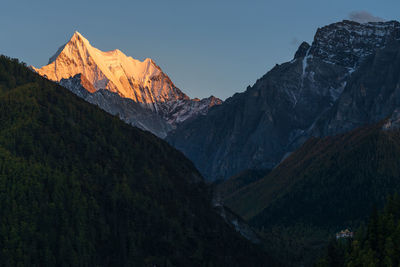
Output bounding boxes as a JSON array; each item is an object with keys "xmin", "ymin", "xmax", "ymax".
[{"xmin": 32, "ymin": 31, "xmax": 188, "ymax": 108}]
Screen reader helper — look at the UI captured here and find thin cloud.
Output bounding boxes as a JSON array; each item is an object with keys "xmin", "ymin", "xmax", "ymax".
[
  {"xmin": 348, "ymin": 11, "xmax": 385, "ymax": 23},
  {"xmin": 290, "ymin": 37, "xmax": 300, "ymax": 46}
]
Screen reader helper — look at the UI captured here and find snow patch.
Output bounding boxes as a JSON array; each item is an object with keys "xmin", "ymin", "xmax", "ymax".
[{"xmin": 302, "ymin": 48, "xmax": 311, "ymax": 78}]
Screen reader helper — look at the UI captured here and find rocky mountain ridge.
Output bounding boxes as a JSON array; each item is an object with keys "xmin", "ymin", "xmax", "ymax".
[
  {"xmin": 33, "ymin": 32, "xmax": 221, "ymax": 137},
  {"xmin": 59, "ymin": 74, "xmax": 172, "ymax": 136},
  {"xmin": 309, "ymin": 20, "xmax": 400, "ymax": 68},
  {"xmin": 167, "ymin": 20, "xmax": 400, "ymax": 181}
]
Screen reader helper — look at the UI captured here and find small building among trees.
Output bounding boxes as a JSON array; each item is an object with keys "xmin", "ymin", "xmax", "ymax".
[{"xmin": 336, "ymin": 229, "xmax": 354, "ymax": 239}]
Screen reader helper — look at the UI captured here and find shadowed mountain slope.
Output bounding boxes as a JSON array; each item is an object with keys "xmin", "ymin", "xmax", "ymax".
[{"xmin": 0, "ymin": 55, "xmax": 273, "ymax": 267}]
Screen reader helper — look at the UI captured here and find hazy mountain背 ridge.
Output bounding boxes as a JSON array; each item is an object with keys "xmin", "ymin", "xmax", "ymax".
[
  {"xmin": 167, "ymin": 20, "xmax": 400, "ymax": 181},
  {"xmin": 33, "ymin": 32, "xmax": 221, "ymax": 137}
]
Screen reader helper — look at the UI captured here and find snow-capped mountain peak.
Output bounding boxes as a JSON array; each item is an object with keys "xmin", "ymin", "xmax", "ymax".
[
  {"xmin": 32, "ymin": 31, "xmax": 222, "ymax": 138},
  {"xmin": 33, "ymin": 31, "xmax": 188, "ymax": 106}
]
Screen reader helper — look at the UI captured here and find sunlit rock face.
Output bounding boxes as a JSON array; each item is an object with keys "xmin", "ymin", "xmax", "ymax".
[
  {"xmin": 33, "ymin": 32, "xmax": 221, "ymax": 137},
  {"xmin": 33, "ymin": 31, "xmax": 188, "ymax": 108},
  {"xmin": 167, "ymin": 20, "xmax": 400, "ymax": 181}
]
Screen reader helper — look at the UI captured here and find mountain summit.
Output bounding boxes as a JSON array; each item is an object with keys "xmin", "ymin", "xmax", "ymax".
[
  {"xmin": 167, "ymin": 20, "xmax": 400, "ymax": 180},
  {"xmin": 33, "ymin": 32, "xmax": 221, "ymax": 137},
  {"xmin": 33, "ymin": 31, "xmax": 187, "ymax": 108}
]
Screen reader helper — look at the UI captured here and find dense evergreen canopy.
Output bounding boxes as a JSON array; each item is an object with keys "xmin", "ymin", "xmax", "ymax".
[
  {"xmin": 224, "ymin": 123, "xmax": 400, "ymax": 228},
  {"xmin": 221, "ymin": 122, "xmax": 400, "ymax": 265},
  {"xmin": 319, "ymin": 194, "xmax": 400, "ymax": 266},
  {"xmin": 0, "ymin": 56, "xmax": 272, "ymax": 266}
]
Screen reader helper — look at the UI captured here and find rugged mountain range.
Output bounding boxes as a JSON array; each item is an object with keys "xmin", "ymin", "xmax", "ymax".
[
  {"xmin": 33, "ymin": 32, "xmax": 221, "ymax": 137},
  {"xmin": 167, "ymin": 20, "xmax": 400, "ymax": 181},
  {"xmin": 30, "ymin": 21, "xmax": 400, "ymax": 181}
]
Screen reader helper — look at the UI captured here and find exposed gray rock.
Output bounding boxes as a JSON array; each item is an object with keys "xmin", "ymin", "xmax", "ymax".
[
  {"xmin": 60, "ymin": 74, "xmax": 172, "ymax": 138},
  {"xmin": 167, "ymin": 20, "xmax": 400, "ymax": 181},
  {"xmin": 59, "ymin": 74, "xmax": 222, "ymax": 138},
  {"xmin": 310, "ymin": 20, "xmax": 400, "ymax": 68},
  {"xmin": 168, "ymin": 53, "xmax": 349, "ymax": 180},
  {"xmin": 158, "ymin": 96, "xmax": 222, "ymax": 127},
  {"xmin": 310, "ymin": 39, "xmax": 400, "ymax": 137},
  {"xmin": 34, "ymin": 31, "xmax": 223, "ymax": 138}
]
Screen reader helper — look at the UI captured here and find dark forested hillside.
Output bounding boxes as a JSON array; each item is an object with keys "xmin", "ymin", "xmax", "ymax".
[
  {"xmin": 214, "ymin": 169, "xmax": 271, "ymax": 202},
  {"xmin": 222, "ymin": 122, "xmax": 400, "ymax": 265},
  {"xmin": 318, "ymin": 194, "xmax": 400, "ymax": 266},
  {"xmin": 0, "ymin": 56, "xmax": 273, "ymax": 267},
  {"xmin": 226, "ymin": 123, "xmax": 400, "ymax": 227}
]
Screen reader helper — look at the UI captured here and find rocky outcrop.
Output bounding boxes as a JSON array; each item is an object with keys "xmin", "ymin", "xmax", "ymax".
[
  {"xmin": 159, "ymin": 96, "xmax": 222, "ymax": 126},
  {"xmin": 60, "ymin": 74, "xmax": 172, "ymax": 137}
]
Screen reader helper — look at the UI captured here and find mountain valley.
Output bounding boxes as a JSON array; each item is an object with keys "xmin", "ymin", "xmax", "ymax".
[{"xmin": 2, "ymin": 15, "xmax": 400, "ymax": 267}]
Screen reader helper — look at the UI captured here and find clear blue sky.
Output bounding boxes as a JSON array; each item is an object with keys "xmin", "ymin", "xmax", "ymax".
[{"xmin": 1, "ymin": 0, "xmax": 399, "ymax": 100}]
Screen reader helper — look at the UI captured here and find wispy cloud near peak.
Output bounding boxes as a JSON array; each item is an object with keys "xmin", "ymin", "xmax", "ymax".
[{"xmin": 348, "ymin": 11, "xmax": 385, "ymax": 23}]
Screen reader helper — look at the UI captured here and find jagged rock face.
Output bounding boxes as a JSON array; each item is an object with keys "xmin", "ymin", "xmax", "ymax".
[
  {"xmin": 33, "ymin": 32, "xmax": 188, "ymax": 108},
  {"xmin": 33, "ymin": 32, "xmax": 222, "ymax": 136},
  {"xmin": 60, "ymin": 74, "xmax": 172, "ymax": 137},
  {"xmin": 59, "ymin": 73, "xmax": 221, "ymax": 138},
  {"xmin": 167, "ymin": 20, "xmax": 400, "ymax": 181},
  {"xmin": 168, "ymin": 49, "xmax": 349, "ymax": 181},
  {"xmin": 59, "ymin": 73, "xmax": 94, "ymax": 98},
  {"xmin": 159, "ymin": 96, "xmax": 222, "ymax": 126},
  {"xmin": 309, "ymin": 20, "xmax": 400, "ymax": 68},
  {"xmin": 310, "ymin": 40, "xmax": 400, "ymax": 137}
]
